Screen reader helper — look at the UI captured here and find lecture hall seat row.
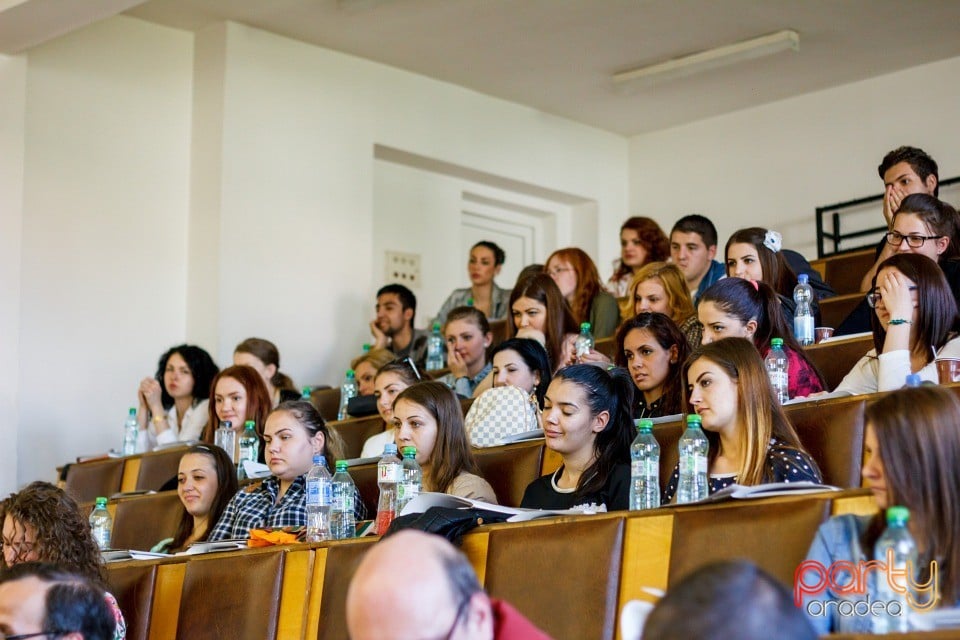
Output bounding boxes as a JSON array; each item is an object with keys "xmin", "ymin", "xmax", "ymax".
[{"xmin": 104, "ymin": 488, "xmax": 879, "ymax": 640}]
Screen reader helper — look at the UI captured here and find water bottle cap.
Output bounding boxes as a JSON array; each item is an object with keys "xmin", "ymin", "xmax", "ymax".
[
  {"xmin": 467, "ymin": 297, "xmax": 474, "ymax": 306},
  {"xmin": 346, "ymin": 369, "xmax": 355, "ymax": 378},
  {"xmin": 128, "ymin": 407, "xmax": 137, "ymax": 416},
  {"xmin": 220, "ymin": 420, "xmax": 232, "ymax": 429},
  {"xmin": 580, "ymin": 322, "xmax": 591, "ymax": 331},
  {"xmin": 402, "ymin": 446, "xmax": 417, "ymax": 457},
  {"xmin": 686, "ymin": 414, "xmax": 702, "ymax": 426},
  {"xmin": 95, "ymin": 497, "xmax": 107, "ymax": 506},
  {"xmin": 771, "ymin": 337, "xmax": 784, "ymax": 347},
  {"xmin": 432, "ymin": 322, "xmax": 441, "ymax": 331},
  {"xmin": 384, "ymin": 443, "xmax": 398, "ymax": 455},
  {"xmin": 244, "ymin": 420, "xmax": 256, "ymax": 429},
  {"xmin": 335, "ymin": 460, "xmax": 349, "ymax": 471},
  {"xmin": 635, "ymin": 419, "xmax": 654, "ymax": 432},
  {"xmin": 885, "ymin": 506, "xmax": 910, "ymax": 525},
  {"xmin": 362, "ymin": 343, "xmax": 371, "ymax": 353},
  {"xmin": 905, "ymin": 373, "xmax": 922, "ymax": 387},
  {"xmin": 313, "ymin": 454, "xmax": 325, "ymax": 465},
  {"xmin": 798, "ymin": 273, "xmax": 809, "ymax": 284}
]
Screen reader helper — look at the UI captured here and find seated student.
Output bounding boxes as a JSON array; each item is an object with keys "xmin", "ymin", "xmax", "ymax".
[
  {"xmin": 698, "ymin": 278, "xmax": 825, "ymax": 398},
  {"xmin": 546, "ymin": 247, "xmax": 620, "ymax": 339},
  {"xmin": 152, "ymin": 444, "xmax": 238, "ymax": 553},
  {"xmin": 201, "ymin": 365, "xmax": 272, "ymax": 462},
  {"xmin": 0, "ymin": 563, "xmax": 118, "ymax": 640},
  {"xmin": 434, "ymin": 241, "xmax": 512, "ymax": 324},
  {"xmin": 233, "ymin": 337, "xmax": 300, "ymax": 407},
  {"xmin": 615, "ymin": 312, "xmax": 689, "ymax": 420},
  {"xmin": 359, "ymin": 359, "xmax": 421, "ymax": 459},
  {"xmin": 799, "ymin": 385, "xmax": 960, "ymax": 633},
  {"xmin": 627, "ymin": 261, "xmax": 702, "ymax": 348},
  {"xmin": 135, "ymin": 344, "xmax": 219, "ymax": 451},
  {"xmin": 725, "ymin": 227, "xmax": 829, "ymax": 319},
  {"xmin": 393, "ymin": 381, "xmax": 497, "ymax": 503},
  {"xmin": 837, "ymin": 193, "xmax": 960, "ymax": 335},
  {"xmin": 641, "ymin": 560, "xmax": 817, "ymax": 640},
  {"xmin": 350, "ymin": 348, "xmax": 395, "ymax": 397},
  {"xmin": 490, "ymin": 337, "xmax": 551, "ymax": 409},
  {"xmin": 509, "ymin": 274, "xmax": 579, "ymax": 374},
  {"xmin": 607, "ymin": 216, "xmax": 671, "ymax": 298},
  {"xmin": 834, "ymin": 253, "xmax": 960, "ymax": 395},
  {"xmin": 520, "ymin": 364, "xmax": 634, "ymax": 512},
  {"xmin": 208, "ymin": 401, "xmax": 364, "ymax": 540},
  {"xmin": 436, "ymin": 306, "xmax": 493, "ymax": 398},
  {"xmin": 662, "ymin": 338, "xmax": 822, "ymax": 503},
  {"xmin": 1, "ymin": 482, "xmax": 126, "ymax": 638},
  {"xmin": 370, "ymin": 283, "xmax": 429, "ymax": 368},
  {"xmin": 670, "ymin": 214, "xmax": 726, "ymax": 304}
]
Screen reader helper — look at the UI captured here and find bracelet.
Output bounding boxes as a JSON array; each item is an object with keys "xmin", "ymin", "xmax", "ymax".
[
  {"xmin": 888, "ymin": 318, "xmax": 912, "ymax": 325},
  {"xmin": 151, "ymin": 414, "xmax": 167, "ymax": 424}
]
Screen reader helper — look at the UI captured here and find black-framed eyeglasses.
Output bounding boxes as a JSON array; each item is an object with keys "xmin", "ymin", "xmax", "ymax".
[
  {"xmin": 866, "ymin": 285, "xmax": 918, "ymax": 308},
  {"xmin": 884, "ymin": 231, "xmax": 943, "ymax": 248},
  {"xmin": 1, "ymin": 632, "xmax": 68, "ymax": 639}
]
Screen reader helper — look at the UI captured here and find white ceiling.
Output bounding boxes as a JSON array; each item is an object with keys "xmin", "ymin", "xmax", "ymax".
[{"xmin": 5, "ymin": 0, "xmax": 960, "ymax": 135}]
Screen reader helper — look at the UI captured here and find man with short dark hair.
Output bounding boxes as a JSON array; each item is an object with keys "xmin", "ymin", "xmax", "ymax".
[
  {"xmin": 641, "ymin": 560, "xmax": 817, "ymax": 640},
  {"xmin": 370, "ymin": 283, "xmax": 429, "ymax": 367},
  {"xmin": 0, "ymin": 563, "xmax": 115, "ymax": 640},
  {"xmin": 347, "ymin": 530, "xmax": 551, "ymax": 640},
  {"xmin": 856, "ymin": 145, "xmax": 941, "ymax": 292},
  {"xmin": 670, "ymin": 214, "xmax": 725, "ymax": 303}
]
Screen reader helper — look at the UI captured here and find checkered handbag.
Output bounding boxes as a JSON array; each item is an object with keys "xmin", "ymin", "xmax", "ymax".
[{"xmin": 465, "ymin": 385, "xmax": 540, "ymax": 448}]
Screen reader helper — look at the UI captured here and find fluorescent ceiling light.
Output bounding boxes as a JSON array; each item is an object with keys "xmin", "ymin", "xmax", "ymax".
[{"xmin": 613, "ymin": 29, "xmax": 800, "ymax": 91}]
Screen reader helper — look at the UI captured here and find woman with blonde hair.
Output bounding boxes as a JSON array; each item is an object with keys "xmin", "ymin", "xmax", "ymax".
[
  {"xmin": 626, "ymin": 261, "xmax": 701, "ymax": 348},
  {"xmin": 662, "ymin": 338, "xmax": 821, "ymax": 503}
]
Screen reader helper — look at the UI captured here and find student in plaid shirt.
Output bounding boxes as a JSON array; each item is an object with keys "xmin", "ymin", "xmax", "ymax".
[{"xmin": 209, "ymin": 401, "xmax": 365, "ymax": 540}]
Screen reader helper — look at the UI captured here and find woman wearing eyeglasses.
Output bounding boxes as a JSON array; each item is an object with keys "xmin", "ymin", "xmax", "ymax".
[
  {"xmin": 834, "ymin": 253, "xmax": 960, "ymax": 395},
  {"xmin": 545, "ymin": 248, "xmax": 620, "ymax": 339}
]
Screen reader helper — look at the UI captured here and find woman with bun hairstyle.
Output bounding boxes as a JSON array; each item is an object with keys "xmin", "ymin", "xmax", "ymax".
[{"xmin": 697, "ymin": 278, "xmax": 825, "ymax": 398}]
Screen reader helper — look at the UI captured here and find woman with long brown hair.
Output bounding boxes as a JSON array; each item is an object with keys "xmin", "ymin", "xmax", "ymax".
[
  {"xmin": 800, "ymin": 385, "xmax": 960, "ymax": 632},
  {"xmin": 508, "ymin": 274, "xmax": 579, "ymax": 373},
  {"xmin": 203, "ymin": 365, "xmax": 273, "ymax": 462},
  {"xmin": 662, "ymin": 338, "xmax": 821, "ymax": 503},
  {"xmin": 607, "ymin": 216, "xmax": 671, "ymax": 298},
  {"xmin": 393, "ymin": 381, "xmax": 496, "ymax": 502},
  {"xmin": 545, "ymin": 247, "xmax": 620, "ymax": 339}
]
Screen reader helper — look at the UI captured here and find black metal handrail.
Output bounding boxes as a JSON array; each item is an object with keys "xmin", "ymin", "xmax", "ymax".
[{"xmin": 816, "ymin": 176, "xmax": 960, "ymax": 258}]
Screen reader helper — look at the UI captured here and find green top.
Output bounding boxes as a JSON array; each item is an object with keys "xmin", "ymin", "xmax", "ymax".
[
  {"xmin": 886, "ymin": 506, "xmax": 910, "ymax": 525},
  {"xmin": 345, "ymin": 369, "xmax": 355, "ymax": 378},
  {"xmin": 685, "ymin": 414, "xmax": 702, "ymax": 427},
  {"xmin": 95, "ymin": 497, "xmax": 108, "ymax": 507},
  {"xmin": 301, "ymin": 386, "xmax": 311, "ymax": 399},
  {"xmin": 243, "ymin": 420, "xmax": 256, "ymax": 431},
  {"xmin": 128, "ymin": 407, "xmax": 136, "ymax": 416},
  {"xmin": 402, "ymin": 446, "xmax": 417, "ymax": 458},
  {"xmin": 432, "ymin": 322, "xmax": 441, "ymax": 332},
  {"xmin": 335, "ymin": 460, "xmax": 349, "ymax": 472},
  {"xmin": 580, "ymin": 322, "xmax": 591, "ymax": 332},
  {"xmin": 636, "ymin": 418, "xmax": 654, "ymax": 433},
  {"xmin": 771, "ymin": 337, "xmax": 784, "ymax": 348}
]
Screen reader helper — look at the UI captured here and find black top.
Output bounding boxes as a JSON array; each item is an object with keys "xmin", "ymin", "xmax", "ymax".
[{"xmin": 520, "ymin": 463, "xmax": 631, "ymax": 512}]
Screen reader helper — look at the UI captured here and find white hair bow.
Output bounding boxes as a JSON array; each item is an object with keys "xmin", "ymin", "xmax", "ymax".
[{"xmin": 763, "ymin": 230, "xmax": 782, "ymax": 253}]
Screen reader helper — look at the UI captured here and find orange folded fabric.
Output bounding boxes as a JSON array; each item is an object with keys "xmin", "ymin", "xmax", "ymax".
[{"xmin": 247, "ymin": 528, "xmax": 300, "ymax": 547}]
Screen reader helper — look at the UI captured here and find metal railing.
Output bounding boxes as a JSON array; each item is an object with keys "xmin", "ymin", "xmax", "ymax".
[{"xmin": 816, "ymin": 176, "xmax": 960, "ymax": 258}]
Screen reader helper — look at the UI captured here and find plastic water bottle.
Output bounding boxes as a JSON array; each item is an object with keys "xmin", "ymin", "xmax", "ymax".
[
  {"xmin": 793, "ymin": 273, "xmax": 815, "ymax": 346},
  {"xmin": 306, "ymin": 454, "xmax": 332, "ymax": 542},
  {"xmin": 426, "ymin": 323, "xmax": 445, "ymax": 371},
  {"xmin": 215, "ymin": 420, "xmax": 236, "ymax": 463},
  {"xmin": 765, "ymin": 338, "xmax": 789, "ymax": 404},
  {"xmin": 122, "ymin": 408, "xmax": 139, "ymax": 456},
  {"xmin": 677, "ymin": 414, "xmax": 708, "ymax": 504},
  {"xmin": 238, "ymin": 420, "xmax": 259, "ymax": 479},
  {"xmin": 873, "ymin": 506, "xmax": 917, "ymax": 633},
  {"xmin": 575, "ymin": 322, "xmax": 594, "ymax": 360},
  {"xmin": 337, "ymin": 370, "xmax": 358, "ymax": 421},
  {"xmin": 331, "ymin": 460, "xmax": 357, "ymax": 540},
  {"xmin": 89, "ymin": 497, "xmax": 113, "ymax": 549},
  {"xmin": 630, "ymin": 419, "xmax": 660, "ymax": 510},
  {"xmin": 397, "ymin": 446, "xmax": 422, "ymax": 512},
  {"xmin": 375, "ymin": 444, "xmax": 402, "ymax": 535}
]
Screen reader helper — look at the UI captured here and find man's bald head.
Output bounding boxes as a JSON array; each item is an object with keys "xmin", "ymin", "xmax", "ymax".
[{"xmin": 347, "ymin": 531, "xmax": 493, "ymax": 640}]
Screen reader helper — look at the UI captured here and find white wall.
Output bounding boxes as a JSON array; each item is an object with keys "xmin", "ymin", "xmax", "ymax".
[
  {"xmin": 206, "ymin": 22, "xmax": 628, "ymax": 386},
  {"xmin": 629, "ymin": 55, "xmax": 960, "ymax": 259},
  {"xmin": 16, "ymin": 17, "xmax": 193, "ymax": 485},
  {"xmin": 0, "ymin": 53, "xmax": 26, "ymax": 495}
]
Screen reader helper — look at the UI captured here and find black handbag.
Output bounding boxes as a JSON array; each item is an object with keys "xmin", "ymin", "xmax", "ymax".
[{"xmin": 383, "ymin": 506, "xmax": 510, "ymax": 544}]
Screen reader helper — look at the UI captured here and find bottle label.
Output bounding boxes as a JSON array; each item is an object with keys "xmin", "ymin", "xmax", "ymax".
[
  {"xmin": 769, "ymin": 371, "xmax": 788, "ymax": 390},
  {"xmin": 398, "ymin": 482, "xmax": 420, "ymax": 502},
  {"xmin": 333, "ymin": 489, "xmax": 354, "ymax": 512},
  {"xmin": 794, "ymin": 315, "xmax": 814, "ymax": 341},
  {"xmin": 697, "ymin": 457, "xmax": 708, "ymax": 475},
  {"xmin": 319, "ymin": 481, "xmax": 332, "ymax": 507},
  {"xmin": 378, "ymin": 462, "xmax": 401, "ymax": 483},
  {"xmin": 306, "ymin": 478, "xmax": 320, "ymax": 506}
]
